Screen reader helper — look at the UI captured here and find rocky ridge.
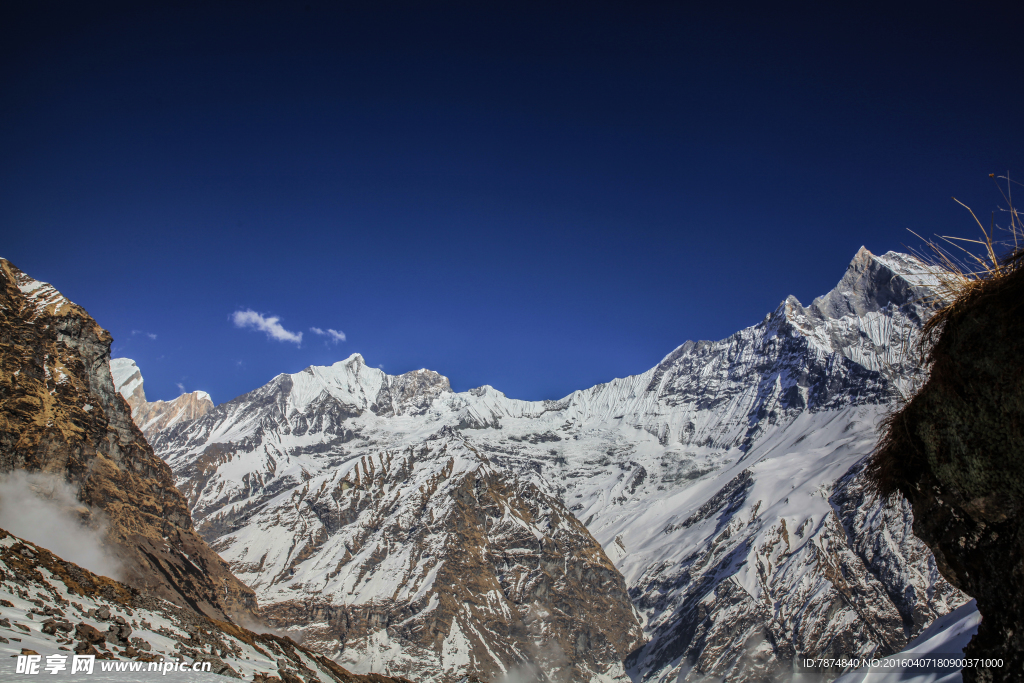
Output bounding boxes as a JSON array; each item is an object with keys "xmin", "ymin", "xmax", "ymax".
[
  {"xmin": 252, "ymin": 438, "xmax": 644, "ymax": 682},
  {"xmin": 0, "ymin": 259, "xmax": 254, "ymax": 624},
  {"xmin": 110, "ymin": 357, "xmax": 214, "ymax": 442},
  {"xmin": 138, "ymin": 248, "xmax": 968, "ymax": 681}
]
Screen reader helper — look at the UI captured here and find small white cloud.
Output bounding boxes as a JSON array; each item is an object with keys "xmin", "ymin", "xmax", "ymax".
[
  {"xmin": 310, "ymin": 327, "xmax": 346, "ymax": 343},
  {"xmin": 176, "ymin": 382, "xmax": 185, "ymax": 392},
  {"xmin": 130, "ymin": 330, "xmax": 158, "ymax": 340},
  {"xmin": 232, "ymin": 309, "xmax": 303, "ymax": 345}
]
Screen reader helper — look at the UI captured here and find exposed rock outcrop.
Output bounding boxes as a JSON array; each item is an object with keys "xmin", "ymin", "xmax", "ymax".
[
  {"xmin": 226, "ymin": 438, "xmax": 643, "ymax": 682},
  {"xmin": 0, "ymin": 259, "xmax": 255, "ymax": 623},
  {"xmin": 870, "ymin": 255, "xmax": 1024, "ymax": 683}
]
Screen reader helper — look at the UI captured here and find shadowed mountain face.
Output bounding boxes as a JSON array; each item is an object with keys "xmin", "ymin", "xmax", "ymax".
[
  {"xmin": 0, "ymin": 259, "xmax": 255, "ymax": 624},
  {"xmin": 137, "ymin": 248, "xmax": 968, "ymax": 682},
  {"xmin": 870, "ymin": 259, "xmax": 1024, "ymax": 683},
  {"xmin": 253, "ymin": 440, "xmax": 644, "ymax": 683}
]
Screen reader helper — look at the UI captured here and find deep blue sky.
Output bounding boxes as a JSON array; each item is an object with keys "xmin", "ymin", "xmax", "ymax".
[{"xmin": 2, "ymin": 2, "xmax": 1022, "ymax": 403}]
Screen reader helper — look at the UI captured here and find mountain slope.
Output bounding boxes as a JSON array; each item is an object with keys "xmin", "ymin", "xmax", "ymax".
[
  {"xmin": 0, "ymin": 259, "xmax": 254, "ymax": 624},
  {"xmin": 143, "ymin": 247, "xmax": 967, "ymax": 682},
  {"xmin": 246, "ymin": 437, "xmax": 644, "ymax": 682},
  {"xmin": 0, "ymin": 526, "xmax": 410, "ymax": 683}
]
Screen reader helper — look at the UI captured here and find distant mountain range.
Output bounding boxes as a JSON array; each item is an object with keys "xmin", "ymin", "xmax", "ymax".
[{"xmin": 114, "ymin": 247, "xmax": 968, "ymax": 682}]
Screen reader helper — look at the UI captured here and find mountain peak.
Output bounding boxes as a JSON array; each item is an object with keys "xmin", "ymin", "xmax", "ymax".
[
  {"xmin": 339, "ymin": 352, "xmax": 366, "ymax": 366},
  {"xmin": 1, "ymin": 259, "xmax": 83, "ymax": 321},
  {"xmin": 467, "ymin": 384, "xmax": 505, "ymax": 398},
  {"xmin": 131, "ymin": 248, "xmax": 961, "ymax": 682},
  {"xmin": 806, "ymin": 246, "xmax": 934, "ymax": 320},
  {"xmin": 110, "ymin": 357, "xmax": 146, "ymax": 416},
  {"xmin": 110, "ymin": 357, "xmax": 215, "ymax": 439}
]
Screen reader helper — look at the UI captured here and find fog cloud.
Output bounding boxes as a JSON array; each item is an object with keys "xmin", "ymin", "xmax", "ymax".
[{"xmin": 0, "ymin": 471, "xmax": 121, "ymax": 579}]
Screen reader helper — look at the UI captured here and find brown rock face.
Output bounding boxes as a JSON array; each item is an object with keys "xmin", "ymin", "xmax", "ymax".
[
  {"xmin": 0, "ymin": 259, "xmax": 256, "ymax": 623},
  {"xmin": 251, "ymin": 441, "xmax": 644, "ymax": 682},
  {"xmin": 869, "ymin": 258, "xmax": 1024, "ymax": 683},
  {"xmin": 135, "ymin": 392, "xmax": 214, "ymax": 437}
]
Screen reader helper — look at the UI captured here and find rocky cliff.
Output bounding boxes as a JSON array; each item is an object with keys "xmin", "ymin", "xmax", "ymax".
[
  {"xmin": 0, "ymin": 259, "xmax": 255, "ymax": 624},
  {"xmin": 869, "ymin": 254, "xmax": 1024, "ymax": 683},
  {"xmin": 143, "ymin": 248, "xmax": 969, "ymax": 681}
]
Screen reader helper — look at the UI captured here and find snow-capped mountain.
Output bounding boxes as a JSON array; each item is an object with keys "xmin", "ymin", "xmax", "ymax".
[
  {"xmin": 110, "ymin": 358, "xmax": 214, "ymax": 440},
  {"xmin": 133, "ymin": 247, "xmax": 967, "ymax": 682}
]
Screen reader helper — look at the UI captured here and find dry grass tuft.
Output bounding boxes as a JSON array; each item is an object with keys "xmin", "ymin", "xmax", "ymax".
[
  {"xmin": 868, "ymin": 173, "xmax": 1024, "ymax": 499},
  {"xmin": 908, "ymin": 173, "xmax": 1024, "ymax": 340}
]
